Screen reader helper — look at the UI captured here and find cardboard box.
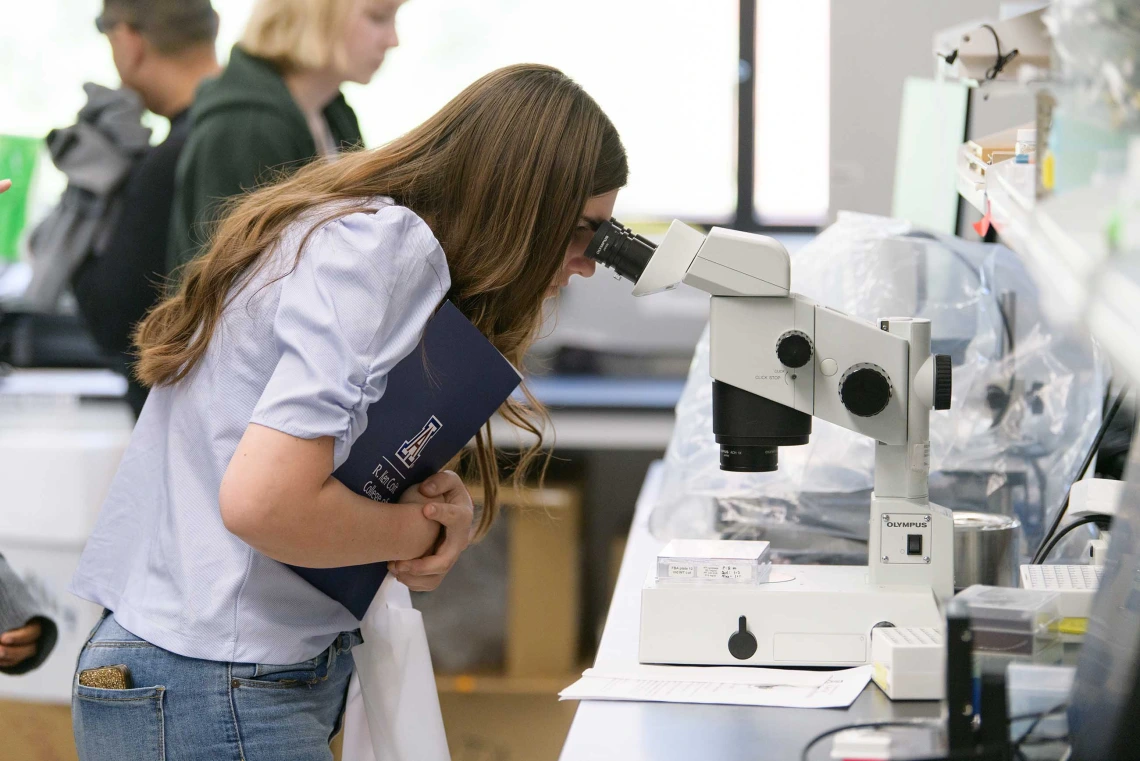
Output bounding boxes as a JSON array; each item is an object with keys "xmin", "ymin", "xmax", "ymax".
[
  {"xmin": 504, "ymin": 485, "xmax": 581, "ymax": 677},
  {"xmin": 418, "ymin": 484, "xmax": 582, "ymax": 677}
]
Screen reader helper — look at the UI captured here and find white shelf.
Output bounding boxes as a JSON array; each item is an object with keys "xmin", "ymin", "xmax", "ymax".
[
  {"xmin": 933, "ymin": 8, "xmax": 1051, "ymax": 89},
  {"xmin": 489, "ymin": 410, "xmax": 675, "ymax": 451},
  {"xmin": 956, "ymin": 146, "xmax": 987, "ymax": 214}
]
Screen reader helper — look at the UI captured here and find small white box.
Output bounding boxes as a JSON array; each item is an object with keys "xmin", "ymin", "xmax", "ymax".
[
  {"xmin": 871, "ymin": 627, "xmax": 944, "ymax": 700},
  {"xmin": 1020, "ymin": 564, "xmax": 1102, "ymax": 620},
  {"xmin": 829, "ymin": 727, "xmax": 936, "ymax": 760},
  {"xmin": 1007, "ymin": 663, "xmax": 1074, "ymax": 740},
  {"xmin": 655, "ymin": 540, "xmax": 771, "ymax": 585}
]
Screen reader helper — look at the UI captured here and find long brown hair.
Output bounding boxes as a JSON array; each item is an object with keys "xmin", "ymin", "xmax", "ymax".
[{"xmin": 135, "ymin": 64, "xmax": 628, "ymax": 538}]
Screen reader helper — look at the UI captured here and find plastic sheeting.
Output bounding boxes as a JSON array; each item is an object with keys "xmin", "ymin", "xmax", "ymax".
[
  {"xmin": 651, "ymin": 213, "xmax": 1107, "ymax": 563},
  {"xmin": 1045, "ymin": 0, "xmax": 1140, "ymax": 127}
]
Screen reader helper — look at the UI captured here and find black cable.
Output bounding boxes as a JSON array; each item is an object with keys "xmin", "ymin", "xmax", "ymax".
[
  {"xmin": 1019, "ymin": 735, "xmax": 1070, "ymax": 746},
  {"xmin": 979, "ymin": 24, "xmax": 1020, "ymax": 81},
  {"xmin": 1032, "ymin": 384, "xmax": 1130, "ymax": 563},
  {"xmin": 1034, "ymin": 514, "xmax": 1111, "ymax": 565},
  {"xmin": 1013, "ymin": 702, "xmax": 1070, "ymax": 748},
  {"xmin": 937, "ymin": 242, "xmax": 1016, "ymax": 427},
  {"xmin": 800, "ymin": 720, "xmax": 941, "ymax": 761},
  {"xmin": 799, "ymin": 706, "xmax": 1075, "ymax": 761},
  {"xmin": 903, "ymin": 232, "xmax": 1016, "ymax": 358},
  {"xmin": 903, "ymin": 230, "xmax": 1018, "ymax": 426}
]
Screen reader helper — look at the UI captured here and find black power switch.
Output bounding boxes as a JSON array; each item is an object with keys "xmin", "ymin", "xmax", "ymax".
[{"xmin": 907, "ymin": 534, "xmax": 923, "ymax": 556}]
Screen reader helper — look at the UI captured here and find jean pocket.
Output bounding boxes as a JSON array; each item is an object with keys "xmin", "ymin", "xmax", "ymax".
[
  {"xmin": 73, "ymin": 683, "xmax": 166, "ymax": 761},
  {"xmin": 232, "ymin": 655, "xmax": 325, "ymax": 690}
]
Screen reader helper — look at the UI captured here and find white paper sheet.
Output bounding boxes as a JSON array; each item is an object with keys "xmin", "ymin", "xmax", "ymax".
[{"xmin": 559, "ymin": 664, "xmax": 872, "ymax": 709}]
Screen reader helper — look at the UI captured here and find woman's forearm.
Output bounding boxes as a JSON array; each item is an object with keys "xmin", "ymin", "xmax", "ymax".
[
  {"xmin": 219, "ymin": 426, "xmax": 441, "ymax": 567},
  {"xmin": 236, "ymin": 478, "xmax": 441, "ymax": 568}
]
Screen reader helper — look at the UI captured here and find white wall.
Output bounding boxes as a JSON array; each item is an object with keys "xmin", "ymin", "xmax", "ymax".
[{"xmin": 829, "ymin": 0, "xmax": 1035, "ymax": 224}]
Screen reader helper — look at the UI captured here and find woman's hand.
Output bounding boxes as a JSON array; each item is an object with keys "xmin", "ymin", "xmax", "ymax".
[
  {"xmin": 0, "ymin": 621, "xmax": 41, "ymax": 669},
  {"xmin": 0, "ymin": 180, "xmax": 11, "ymax": 194},
  {"xmin": 391, "ymin": 471, "xmax": 475, "ymax": 592}
]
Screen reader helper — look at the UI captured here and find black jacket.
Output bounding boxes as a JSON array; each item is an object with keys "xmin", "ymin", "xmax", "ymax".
[
  {"xmin": 72, "ymin": 109, "xmax": 191, "ymax": 416},
  {"xmin": 168, "ymin": 46, "xmax": 363, "ymax": 270}
]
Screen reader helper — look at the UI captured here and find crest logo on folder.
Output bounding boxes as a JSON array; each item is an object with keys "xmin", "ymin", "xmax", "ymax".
[{"xmin": 397, "ymin": 415, "xmax": 443, "ymax": 469}]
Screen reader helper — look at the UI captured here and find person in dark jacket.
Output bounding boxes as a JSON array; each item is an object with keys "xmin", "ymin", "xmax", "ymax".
[
  {"xmin": 72, "ymin": 0, "xmax": 220, "ymax": 417},
  {"xmin": 168, "ymin": 0, "xmax": 404, "ymax": 270},
  {"xmin": 0, "ymin": 553, "xmax": 58, "ymax": 675}
]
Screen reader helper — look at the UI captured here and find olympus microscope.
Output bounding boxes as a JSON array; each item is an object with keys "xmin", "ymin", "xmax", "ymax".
[{"xmin": 584, "ymin": 219, "xmax": 954, "ymax": 667}]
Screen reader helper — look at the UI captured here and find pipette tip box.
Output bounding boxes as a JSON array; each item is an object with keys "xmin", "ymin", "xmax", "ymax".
[{"xmin": 871, "ymin": 626, "xmax": 945, "ymax": 700}]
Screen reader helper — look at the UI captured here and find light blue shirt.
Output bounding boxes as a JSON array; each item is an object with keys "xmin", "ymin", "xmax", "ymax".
[{"xmin": 71, "ymin": 200, "xmax": 451, "ymax": 665}]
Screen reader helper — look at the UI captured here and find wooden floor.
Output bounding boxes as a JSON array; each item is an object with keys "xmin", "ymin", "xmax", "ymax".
[{"xmin": 0, "ymin": 701, "xmax": 76, "ymax": 761}]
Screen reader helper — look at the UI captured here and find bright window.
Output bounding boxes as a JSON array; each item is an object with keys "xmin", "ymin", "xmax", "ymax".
[
  {"xmin": 1, "ymin": 1, "xmax": 829, "ymax": 227},
  {"xmin": 755, "ymin": 0, "xmax": 830, "ymax": 225},
  {"xmin": 345, "ymin": 0, "xmax": 738, "ymax": 222}
]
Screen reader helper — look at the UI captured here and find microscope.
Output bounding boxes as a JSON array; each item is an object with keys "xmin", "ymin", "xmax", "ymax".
[{"xmin": 585, "ymin": 219, "xmax": 955, "ymax": 667}]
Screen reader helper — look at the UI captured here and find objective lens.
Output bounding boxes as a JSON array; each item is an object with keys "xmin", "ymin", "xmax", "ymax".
[
  {"xmin": 584, "ymin": 218, "xmax": 657, "ymax": 284},
  {"xmin": 720, "ymin": 445, "xmax": 780, "ymax": 473},
  {"xmin": 712, "ymin": 381, "xmax": 811, "ymax": 473}
]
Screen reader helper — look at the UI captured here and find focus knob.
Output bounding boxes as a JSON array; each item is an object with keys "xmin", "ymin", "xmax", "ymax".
[
  {"xmin": 839, "ymin": 363, "xmax": 893, "ymax": 417},
  {"xmin": 934, "ymin": 354, "xmax": 952, "ymax": 411},
  {"xmin": 776, "ymin": 331, "xmax": 813, "ymax": 369},
  {"xmin": 728, "ymin": 616, "xmax": 758, "ymax": 660}
]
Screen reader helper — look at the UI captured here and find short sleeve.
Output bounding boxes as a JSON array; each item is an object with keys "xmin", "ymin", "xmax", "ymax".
[{"xmin": 249, "ymin": 205, "xmax": 450, "ymax": 465}]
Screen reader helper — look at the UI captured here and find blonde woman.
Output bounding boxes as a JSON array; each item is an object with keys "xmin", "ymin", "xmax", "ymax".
[
  {"xmin": 169, "ymin": 0, "xmax": 403, "ymax": 269},
  {"xmin": 70, "ymin": 64, "xmax": 627, "ymax": 760}
]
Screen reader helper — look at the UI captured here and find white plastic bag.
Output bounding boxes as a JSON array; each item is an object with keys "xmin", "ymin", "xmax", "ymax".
[{"xmin": 340, "ymin": 575, "xmax": 451, "ymax": 761}]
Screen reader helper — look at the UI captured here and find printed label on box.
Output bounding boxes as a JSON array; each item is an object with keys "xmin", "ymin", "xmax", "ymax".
[
  {"xmin": 668, "ymin": 563, "xmax": 695, "ymax": 578},
  {"xmin": 697, "ymin": 563, "xmax": 753, "ymax": 581}
]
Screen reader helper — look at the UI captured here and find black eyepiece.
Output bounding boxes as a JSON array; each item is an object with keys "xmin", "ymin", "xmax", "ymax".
[{"xmin": 584, "ymin": 218, "xmax": 657, "ymax": 284}]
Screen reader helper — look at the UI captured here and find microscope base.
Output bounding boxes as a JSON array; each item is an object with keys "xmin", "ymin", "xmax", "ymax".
[{"xmin": 639, "ymin": 565, "xmax": 943, "ymax": 667}]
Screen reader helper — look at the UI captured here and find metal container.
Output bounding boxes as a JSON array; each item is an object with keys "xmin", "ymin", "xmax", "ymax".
[{"xmin": 953, "ymin": 511, "xmax": 1021, "ymax": 590}]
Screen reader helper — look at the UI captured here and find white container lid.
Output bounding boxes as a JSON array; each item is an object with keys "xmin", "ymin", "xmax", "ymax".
[
  {"xmin": 1007, "ymin": 663, "xmax": 1075, "ymax": 693},
  {"xmin": 953, "ymin": 584, "xmax": 1060, "ymax": 632},
  {"xmin": 658, "ymin": 539, "xmax": 770, "ymax": 561}
]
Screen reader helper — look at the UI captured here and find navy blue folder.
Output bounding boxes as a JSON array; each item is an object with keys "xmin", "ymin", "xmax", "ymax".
[{"xmin": 287, "ymin": 300, "xmax": 522, "ymax": 619}]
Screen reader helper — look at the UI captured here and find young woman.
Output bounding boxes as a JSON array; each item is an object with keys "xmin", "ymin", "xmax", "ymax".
[
  {"xmin": 70, "ymin": 63, "xmax": 627, "ymax": 760},
  {"xmin": 169, "ymin": 0, "xmax": 404, "ymax": 269}
]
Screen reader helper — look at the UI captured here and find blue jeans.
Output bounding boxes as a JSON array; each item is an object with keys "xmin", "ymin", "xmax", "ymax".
[{"xmin": 72, "ymin": 613, "xmax": 360, "ymax": 761}]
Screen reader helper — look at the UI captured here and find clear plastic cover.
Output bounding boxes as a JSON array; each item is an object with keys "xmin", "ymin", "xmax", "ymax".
[
  {"xmin": 954, "ymin": 585, "xmax": 1061, "ymax": 632},
  {"xmin": 1045, "ymin": 1, "xmax": 1140, "ymax": 128},
  {"xmin": 655, "ymin": 539, "xmax": 771, "ymax": 585},
  {"xmin": 955, "ymin": 585, "xmax": 1063, "ymax": 666},
  {"xmin": 651, "ymin": 213, "xmax": 1107, "ymax": 563}
]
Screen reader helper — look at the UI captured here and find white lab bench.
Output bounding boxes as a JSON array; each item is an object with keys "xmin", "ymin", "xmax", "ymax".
[{"xmin": 559, "ymin": 462, "xmax": 942, "ymax": 761}]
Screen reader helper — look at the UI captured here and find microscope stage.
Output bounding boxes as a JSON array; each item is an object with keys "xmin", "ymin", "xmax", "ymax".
[{"xmin": 639, "ymin": 564, "xmax": 944, "ymax": 667}]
